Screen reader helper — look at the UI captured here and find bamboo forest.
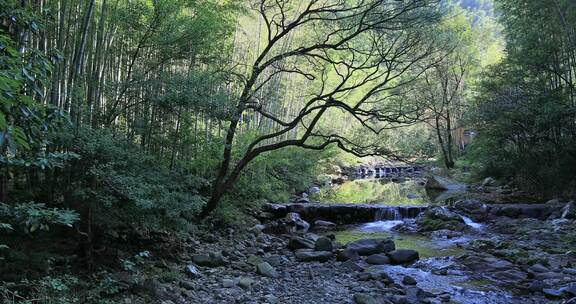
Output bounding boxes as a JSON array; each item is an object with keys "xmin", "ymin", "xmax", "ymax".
[{"xmin": 1, "ymin": 0, "xmax": 575, "ymax": 303}]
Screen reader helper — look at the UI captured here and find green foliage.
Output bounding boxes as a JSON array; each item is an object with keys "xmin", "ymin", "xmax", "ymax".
[
  {"xmin": 56, "ymin": 128, "xmax": 207, "ymax": 234},
  {"xmin": 464, "ymin": 0, "xmax": 576, "ymax": 196},
  {"xmin": 0, "ymin": 3, "xmax": 66, "ymax": 157},
  {"xmin": 0, "ymin": 202, "xmax": 79, "ymax": 234},
  {"xmin": 232, "ymin": 145, "xmax": 333, "ymax": 203},
  {"xmin": 0, "ymin": 275, "xmax": 80, "ymax": 304},
  {"xmin": 469, "ymin": 64, "xmax": 576, "ymax": 196},
  {"xmin": 0, "ymin": 202, "xmax": 78, "ymax": 272}
]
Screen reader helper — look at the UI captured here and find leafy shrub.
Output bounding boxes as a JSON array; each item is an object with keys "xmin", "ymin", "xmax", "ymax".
[{"xmin": 54, "ymin": 128, "xmax": 208, "ymax": 235}]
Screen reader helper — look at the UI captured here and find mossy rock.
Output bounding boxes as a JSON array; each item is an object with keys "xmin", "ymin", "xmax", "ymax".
[
  {"xmin": 417, "ymin": 217, "xmax": 467, "ymax": 232},
  {"xmin": 492, "ymin": 249, "xmax": 529, "ymax": 263}
]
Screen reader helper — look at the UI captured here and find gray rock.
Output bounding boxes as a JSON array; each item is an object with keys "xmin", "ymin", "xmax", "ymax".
[
  {"xmin": 353, "ymin": 293, "xmax": 379, "ymax": 304},
  {"xmin": 238, "ymin": 277, "xmax": 256, "ymax": 289},
  {"xmin": 284, "ymin": 212, "xmax": 310, "ymax": 233},
  {"xmin": 562, "ymin": 283, "xmax": 576, "ymax": 297},
  {"xmin": 179, "ymin": 280, "xmax": 195, "ymax": 290},
  {"xmin": 263, "ymin": 255, "xmax": 284, "ymax": 267},
  {"xmin": 250, "ymin": 224, "xmax": 266, "ymax": 235},
  {"xmin": 314, "ymin": 220, "xmax": 336, "ymax": 229},
  {"xmin": 347, "ymin": 238, "xmax": 395, "ymax": 256},
  {"xmin": 184, "ymin": 264, "xmax": 201, "ymax": 278},
  {"xmin": 405, "ymin": 287, "xmax": 434, "ymax": 304},
  {"xmin": 309, "ymin": 186, "xmax": 321, "ymax": 194},
  {"xmin": 454, "ymin": 199, "xmax": 488, "ymax": 217},
  {"xmin": 564, "ymin": 268, "xmax": 576, "ymax": 275},
  {"xmin": 458, "ymin": 255, "xmax": 513, "ymax": 272},
  {"xmin": 365, "ymin": 254, "xmax": 390, "ymax": 265},
  {"xmin": 264, "ymin": 295, "xmax": 280, "ymax": 304},
  {"xmin": 337, "ymin": 248, "xmax": 360, "ymax": 261},
  {"xmin": 356, "ymin": 272, "xmax": 373, "ymax": 281},
  {"xmin": 342, "ymin": 260, "xmax": 364, "ymax": 271},
  {"xmin": 314, "ymin": 237, "xmax": 334, "ymax": 252},
  {"xmin": 287, "ymin": 236, "xmax": 315, "ymax": 250},
  {"xmin": 192, "ymin": 251, "xmax": 225, "ymax": 267},
  {"xmin": 365, "ymin": 266, "xmax": 394, "ymax": 284},
  {"xmin": 425, "ymin": 176, "xmax": 467, "ymax": 191},
  {"xmin": 527, "ymin": 264, "xmax": 549, "ymax": 273},
  {"xmin": 420, "ymin": 206, "xmax": 464, "ymax": 222},
  {"xmin": 296, "ymin": 197, "xmax": 310, "ymax": 204},
  {"xmin": 256, "ymin": 262, "xmax": 279, "ymax": 278},
  {"xmin": 492, "ymin": 269, "xmax": 527, "ymax": 282},
  {"xmin": 222, "ymin": 279, "xmax": 235, "ymax": 288},
  {"xmin": 402, "ymin": 275, "xmax": 417, "ymax": 286},
  {"xmin": 295, "ymin": 249, "xmax": 332, "ymax": 262},
  {"xmin": 388, "ymin": 249, "xmax": 419, "ymax": 265},
  {"xmin": 543, "ymin": 288, "xmax": 564, "ymax": 298},
  {"xmin": 416, "ymin": 206, "xmax": 467, "ymax": 232},
  {"xmin": 528, "ymin": 280, "xmax": 546, "ymax": 292},
  {"xmin": 247, "ymin": 255, "xmax": 264, "ymax": 266}
]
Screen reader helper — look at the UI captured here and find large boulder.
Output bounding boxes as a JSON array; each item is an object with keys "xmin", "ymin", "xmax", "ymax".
[
  {"xmin": 314, "ymin": 237, "xmax": 334, "ymax": 252},
  {"xmin": 284, "ymin": 212, "xmax": 310, "ymax": 233},
  {"xmin": 454, "ymin": 199, "xmax": 488, "ymax": 221},
  {"xmin": 294, "ymin": 249, "xmax": 332, "ymax": 262},
  {"xmin": 265, "ymin": 212, "xmax": 310, "ymax": 234},
  {"xmin": 337, "ymin": 248, "xmax": 360, "ymax": 261},
  {"xmin": 416, "ymin": 206, "xmax": 467, "ymax": 232},
  {"xmin": 314, "ymin": 220, "xmax": 337, "ymax": 230},
  {"xmin": 287, "ymin": 235, "xmax": 316, "ymax": 251},
  {"xmin": 425, "ymin": 176, "xmax": 467, "ymax": 191},
  {"xmin": 365, "ymin": 254, "xmax": 390, "ymax": 265},
  {"xmin": 346, "ymin": 238, "xmax": 395, "ymax": 256},
  {"xmin": 388, "ymin": 249, "xmax": 419, "ymax": 265}
]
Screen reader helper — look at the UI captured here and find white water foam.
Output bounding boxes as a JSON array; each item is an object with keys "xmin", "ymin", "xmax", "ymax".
[
  {"xmin": 359, "ymin": 220, "xmax": 404, "ymax": 232},
  {"xmin": 461, "ymin": 215, "xmax": 483, "ymax": 229}
]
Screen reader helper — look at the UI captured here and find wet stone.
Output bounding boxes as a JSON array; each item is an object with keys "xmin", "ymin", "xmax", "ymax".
[
  {"xmin": 388, "ymin": 249, "xmax": 419, "ymax": 265},
  {"xmin": 256, "ymin": 262, "xmax": 279, "ymax": 278},
  {"xmin": 402, "ymin": 275, "xmax": 417, "ymax": 286},
  {"xmin": 314, "ymin": 237, "xmax": 334, "ymax": 252},
  {"xmin": 365, "ymin": 253, "xmax": 390, "ymax": 265},
  {"xmin": 222, "ymin": 279, "xmax": 235, "ymax": 288},
  {"xmin": 347, "ymin": 238, "xmax": 395, "ymax": 256},
  {"xmin": 353, "ymin": 293, "xmax": 379, "ymax": 304}
]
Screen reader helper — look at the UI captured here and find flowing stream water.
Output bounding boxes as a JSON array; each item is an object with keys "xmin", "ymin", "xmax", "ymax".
[{"xmin": 321, "ymin": 178, "xmax": 540, "ymax": 303}]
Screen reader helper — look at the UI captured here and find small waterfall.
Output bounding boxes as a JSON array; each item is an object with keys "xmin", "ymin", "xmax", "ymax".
[
  {"xmin": 461, "ymin": 215, "xmax": 483, "ymax": 229},
  {"xmin": 374, "ymin": 206, "xmax": 427, "ymax": 221},
  {"xmin": 375, "ymin": 207, "xmax": 402, "ymax": 221},
  {"xmin": 364, "ymin": 206, "xmax": 428, "ymax": 232}
]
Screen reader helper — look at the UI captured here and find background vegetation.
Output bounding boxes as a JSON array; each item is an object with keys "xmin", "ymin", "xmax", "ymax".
[{"xmin": 0, "ymin": 0, "xmax": 574, "ymax": 302}]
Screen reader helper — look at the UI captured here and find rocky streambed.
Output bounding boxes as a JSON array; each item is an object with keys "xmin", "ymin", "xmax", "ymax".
[{"xmin": 139, "ymin": 197, "xmax": 576, "ymax": 304}]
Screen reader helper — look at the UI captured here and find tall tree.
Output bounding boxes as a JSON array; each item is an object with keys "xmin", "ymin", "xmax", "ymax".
[{"xmin": 201, "ymin": 0, "xmax": 441, "ymax": 216}]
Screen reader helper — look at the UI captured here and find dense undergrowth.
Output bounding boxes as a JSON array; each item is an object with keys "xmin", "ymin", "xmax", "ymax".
[{"xmin": 0, "ymin": 126, "xmax": 330, "ymax": 303}]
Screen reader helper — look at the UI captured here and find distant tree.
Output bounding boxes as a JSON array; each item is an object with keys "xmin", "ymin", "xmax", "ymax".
[{"xmin": 469, "ymin": 0, "xmax": 576, "ymax": 195}]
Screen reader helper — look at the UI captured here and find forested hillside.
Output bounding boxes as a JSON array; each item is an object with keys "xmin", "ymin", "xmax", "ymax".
[{"xmin": 0, "ymin": 0, "xmax": 575, "ymax": 303}]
